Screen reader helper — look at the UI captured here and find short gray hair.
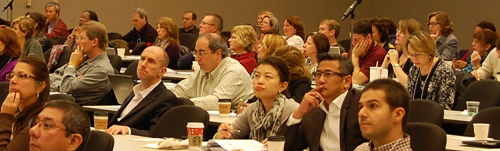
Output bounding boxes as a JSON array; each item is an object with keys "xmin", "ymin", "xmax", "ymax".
[
  {"xmin": 263, "ymin": 15, "xmax": 280, "ymax": 34},
  {"xmin": 133, "ymin": 8, "xmax": 148, "ymax": 21},
  {"xmin": 206, "ymin": 13, "xmax": 223, "ymax": 33},
  {"xmin": 45, "ymin": 2, "xmax": 60, "ymax": 14},
  {"xmin": 199, "ymin": 33, "xmax": 229, "ymax": 58}
]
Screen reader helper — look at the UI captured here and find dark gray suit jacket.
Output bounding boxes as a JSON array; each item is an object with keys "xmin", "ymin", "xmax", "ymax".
[
  {"xmin": 436, "ymin": 33, "xmax": 458, "ymax": 60},
  {"xmin": 108, "ymin": 83, "xmax": 179, "ymax": 136},
  {"xmin": 280, "ymin": 89, "xmax": 368, "ymax": 151}
]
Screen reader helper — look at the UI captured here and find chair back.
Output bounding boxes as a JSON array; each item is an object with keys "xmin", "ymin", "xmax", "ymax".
[
  {"xmin": 457, "ymin": 79, "xmax": 500, "ymax": 111},
  {"xmin": 405, "ymin": 122, "xmax": 446, "ymax": 151},
  {"xmin": 338, "ymin": 39, "xmax": 351, "ymax": 51},
  {"xmin": 407, "ymin": 99, "xmax": 444, "ymax": 126},
  {"xmin": 50, "ymin": 36, "xmax": 67, "ymax": 44},
  {"xmin": 179, "ymin": 33, "xmax": 197, "ymax": 51},
  {"xmin": 0, "ymin": 82, "xmax": 8, "ymax": 104},
  {"xmin": 463, "ymin": 107, "xmax": 500, "ymax": 139},
  {"xmin": 150, "ymin": 105, "xmax": 209, "ymax": 140},
  {"xmin": 107, "ymin": 54, "xmax": 123, "ymax": 71},
  {"xmin": 43, "ymin": 39, "xmax": 58, "ymax": 53},
  {"xmin": 50, "ymin": 93, "xmax": 75, "ymax": 102},
  {"xmin": 107, "ymin": 32, "xmax": 123, "ymax": 41},
  {"xmin": 83, "ymin": 130, "xmax": 114, "ymax": 151},
  {"xmin": 124, "ymin": 61, "xmax": 139, "ymax": 81},
  {"xmin": 130, "ymin": 42, "xmax": 148, "ymax": 55},
  {"xmin": 97, "ymin": 88, "xmax": 119, "ymax": 105},
  {"xmin": 177, "ymin": 98, "xmax": 194, "ymax": 105}
]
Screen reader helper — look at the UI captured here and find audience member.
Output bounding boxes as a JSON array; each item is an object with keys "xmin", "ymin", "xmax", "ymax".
[
  {"xmin": 260, "ymin": 15, "xmax": 280, "ymax": 35},
  {"xmin": 281, "ymin": 53, "xmax": 367, "ymax": 151},
  {"xmin": 355, "ymin": 79, "xmax": 411, "ymax": 151},
  {"xmin": 170, "ymin": 33, "xmax": 254, "ymax": 110},
  {"xmin": 428, "ymin": 11, "xmax": 458, "ymax": 60},
  {"xmin": 229, "ymin": 25, "xmax": 257, "ymax": 74},
  {"xmin": 406, "ymin": 31, "xmax": 455, "ymax": 110},
  {"xmin": 456, "ymin": 30, "xmax": 498, "ymax": 72},
  {"xmin": 256, "ymin": 34, "xmax": 287, "ymax": 60},
  {"xmin": 122, "ymin": 8, "xmax": 158, "ymax": 48},
  {"xmin": 459, "ymin": 21, "xmax": 496, "ymax": 62},
  {"xmin": 381, "ymin": 19, "xmax": 422, "ymax": 86},
  {"xmin": 179, "ymin": 11, "xmax": 199, "ymax": 36},
  {"xmin": 0, "ymin": 57, "xmax": 49, "ymax": 151},
  {"xmin": 471, "ymin": 38, "xmax": 500, "ymax": 80},
  {"xmin": 50, "ymin": 21, "xmax": 114, "ymax": 105},
  {"xmin": 152, "ymin": 17, "xmax": 180, "ymax": 69},
  {"xmin": 318, "ymin": 19, "xmax": 346, "ymax": 54},
  {"xmin": 65, "ymin": 10, "xmax": 99, "ymax": 50},
  {"xmin": 107, "ymin": 46, "xmax": 180, "ymax": 136},
  {"xmin": 199, "ymin": 13, "xmax": 224, "ymax": 36},
  {"xmin": 256, "ymin": 11, "xmax": 274, "ymax": 34},
  {"xmin": 215, "ymin": 56, "xmax": 299, "ymax": 142},
  {"xmin": 303, "ymin": 33, "xmax": 329, "ymax": 84},
  {"xmin": 25, "ymin": 12, "xmax": 47, "ymax": 50},
  {"xmin": 273, "ymin": 45, "xmax": 312, "ymax": 102},
  {"xmin": 371, "ymin": 17, "xmax": 396, "ymax": 51},
  {"xmin": 43, "ymin": 2, "xmax": 69, "ymax": 38},
  {"xmin": 349, "ymin": 19, "xmax": 386, "ymax": 84},
  {"xmin": 11, "ymin": 16, "xmax": 45, "ymax": 62},
  {"xmin": 0, "ymin": 26, "xmax": 21, "ymax": 82},
  {"xmin": 283, "ymin": 16, "xmax": 305, "ymax": 49},
  {"xmin": 29, "ymin": 100, "xmax": 90, "ymax": 151}
]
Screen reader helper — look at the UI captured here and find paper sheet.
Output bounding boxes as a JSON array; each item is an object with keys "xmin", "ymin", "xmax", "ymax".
[{"xmin": 213, "ymin": 139, "xmax": 266, "ymax": 151}]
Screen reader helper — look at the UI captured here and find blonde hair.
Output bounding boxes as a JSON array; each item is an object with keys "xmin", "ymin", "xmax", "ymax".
[
  {"xmin": 157, "ymin": 17, "xmax": 179, "ymax": 45},
  {"xmin": 404, "ymin": 31, "xmax": 436, "ymax": 59},
  {"xmin": 258, "ymin": 11, "xmax": 274, "ymax": 17},
  {"xmin": 273, "ymin": 45, "xmax": 312, "ymax": 82},
  {"xmin": 262, "ymin": 34, "xmax": 287, "ymax": 57},
  {"xmin": 11, "ymin": 16, "xmax": 35, "ymax": 39},
  {"xmin": 231, "ymin": 25, "xmax": 257, "ymax": 52}
]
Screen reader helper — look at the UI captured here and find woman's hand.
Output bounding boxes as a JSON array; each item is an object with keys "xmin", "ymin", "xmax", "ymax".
[
  {"xmin": 388, "ymin": 49, "xmax": 399, "ymax": 65},
  {"xmin": 1, "ymin": 92, "xmax": 21, "ymax": 115},
  {"xmin": 452, "ymin": 60, "xmax": 467, "ymax": 69},
  {"xmin": 217, "ymin": 123, "xmax": 233, "ymax": 139},
  {"xmin": 236, "ymin": 102, "xmax": 248, "ymax": 115},
  {"xmin": 471, "ymin": 51, "xmax": 481, "ymax": 69}
]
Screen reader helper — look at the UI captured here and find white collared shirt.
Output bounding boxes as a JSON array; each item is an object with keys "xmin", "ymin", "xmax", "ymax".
[
  {"xmin": 118, "ymin": 80, "xmax": 162, "ymax": 121},
  {"xmin": 286, "ymin": 90, "xmax": 348, "ymax": 151}
]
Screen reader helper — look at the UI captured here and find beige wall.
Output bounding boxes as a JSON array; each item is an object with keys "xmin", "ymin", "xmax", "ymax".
[{"xmin": 7, "ymin": 0, "xmax": 500, "ymax": 50}]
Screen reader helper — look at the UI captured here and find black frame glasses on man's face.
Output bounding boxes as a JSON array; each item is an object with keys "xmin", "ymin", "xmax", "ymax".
[
  {"xmin": 314, "ymin": 71, "xmax": 348, "ymax": 79},
  {"xmin": 201, "ymin": 21, "xmax": 214, "ymax": 26},
  {"xmin": 5, "ymin": 73, "xmax": 39, "ymax": 81},
  {"xmin": 192, "ymin": 50, "xmax": 212, "ymax": 58},
  {"xmin": 28, "ymin": 117, "xmax": 67, "ymax": 132}
]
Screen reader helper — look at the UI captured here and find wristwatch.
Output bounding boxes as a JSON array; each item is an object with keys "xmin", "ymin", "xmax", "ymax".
[{"xmin": 393, "ymin": 63, "xmax": 400, "ymax": 67}]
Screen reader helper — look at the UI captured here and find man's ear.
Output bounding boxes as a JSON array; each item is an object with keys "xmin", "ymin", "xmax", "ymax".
[
  {"xmin": 366, "ymin": 33, "xmax": 372, "ymax": 40},
  {"xmin": 393, "ymin": 107, "xmax": 405, "ymax": 123},
  {"xmin": 66, "ymin": 133, "xmax": 83, "ymax": 151},
  {"xmin": 330, "ymin": 29, "xmax": 336, "ymax": 38}
]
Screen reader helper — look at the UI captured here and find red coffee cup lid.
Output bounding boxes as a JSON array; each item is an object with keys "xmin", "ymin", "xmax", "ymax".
[{"xmin": 187, "ymin": 122, "xmax": 204, "ymax": 128}]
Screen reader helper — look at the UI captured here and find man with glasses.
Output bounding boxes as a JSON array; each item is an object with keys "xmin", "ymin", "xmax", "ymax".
[
  {"xmin": 349, "ymin": 19, "xmax": 387, "ymax": 85},
  {"xmin": 170, "ymin": 33, "xmax": 253, "ymax": 111},
  {"xmin": 44, "ymin": 2, "xmax": 69, "ymax": 38},
  {"xmin": 122, "ymin": 8, "xmax": 158, "ymax": 49},
  {"xmin": 179, "ymin": 11, "xmax": 199, "ymax": 36},
  {"xmin": 281, "ymin": 53, "xmax": 367, "ymax": 151},
  {"xmin": 50, "ymin": 21, "xmax": 114, "ymax": 105},
  {"xmin": 199, "ymin": 13, "xmax": 223, "ymax": 35},
  {"xmin": 29, "ymin": 100, "xmax": 91, "ymax": 151}
]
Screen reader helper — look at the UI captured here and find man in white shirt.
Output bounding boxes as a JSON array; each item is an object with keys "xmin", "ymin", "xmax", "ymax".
[
  {"xmin": 170, "ymin": 33, "xmax": 254, "ymax": 110},
  {"xmin": 281, "ymin": 53, "xmax": 367, "ymax": 151},
  {"xmin": 355, "ymin": 79, "xmax": 411, "ymax": 151},
  {"xmin": 106, "ymin": 46, "xmax": 180, "ymax": 136}
]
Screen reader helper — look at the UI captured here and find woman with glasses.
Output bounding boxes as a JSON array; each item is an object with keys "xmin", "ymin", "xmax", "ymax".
[
  {"xmin": 228, "ymin": 25, "xmax": 257, "ymax": 74},
  {"xmin": 0, "ymin": 26, "xmax": 22, "ymax": 82},
  {"xmin": 303, "ymin": 33, "xmax": 329, "ymax": 84},
  {"xmin": 0, "ymin": 57, "xmax": 50, "ymax": 151},
  {"xmin": 215, "ymin": 56, "xmax": 299, "ymax": 142},
  {"xmin": 11, "ymin": 16, "xmax": 45, "ymax": 62},
  {"xmin": 453, "ymin": 29, "xmax": 498, "ymax": 72},
  {"xmin": 381, "ymin": 19, "xmax": 422, "ymax": 86},
  {"xmin": 273, "ymin": 46, "xmax": 312, "ymax": 103},
  {"xmin": 406, "ymin": 31, "xmax": 455, "ymax": 110},
  {"xmin": 428, "ymin": 11, "xmax": 458, "ymax": 60},
  {"xmin": 152, "ymin": 17, "xmax": 180, "ymax": 69},
  {"xmin": 283, "ymin": 16, "xmax": 305, "ymax": 49}
]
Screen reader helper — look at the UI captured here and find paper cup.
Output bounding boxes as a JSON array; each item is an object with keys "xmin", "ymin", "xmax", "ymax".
[
  {"xmin": 93, "ymin": 111, "xmax": 108, "ymax": 131},
  {"xmin": 474, "ymin": 123, "xmax": 490, "ymax": 140},
  {"xmin": 466, "ymin": 101, "xmax": 480, "ymax": 116},
  {"xmin": 187, "ymin": 122, "xmax": 204, "ymax": 150},
  {"xmin": 267, "ymin": 135, "xmax": 285, "ymax": 151},
  {"xmin": 369, "ymin": 67, "xmax": 382, "ymax": 81},
  {"xmin": 192, "ymin": 61, "xmax": 200, "ymax": 71},
  {"xmin": 117, "ymin": 48, "xmax": 125, "ymax": 58}
]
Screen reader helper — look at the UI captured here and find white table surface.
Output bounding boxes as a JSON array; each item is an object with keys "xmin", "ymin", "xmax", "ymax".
[
  {"xmin": 443, "ymin": 110, "xmax": 473, "ymax": 125},
  {"xmin": 162, "ymin": 70, "xmax": 193, "ymax": 81},
  {"xmin": 208, "ymin": 111, "xmax": 238, "ymax": 124},
  {"xmin": 446, "ymin": 134, "xmax": 500, "ymax": 151},
  {"xmin": 121, "ymin": 55, "xmax": 141, "ymax": 61}
]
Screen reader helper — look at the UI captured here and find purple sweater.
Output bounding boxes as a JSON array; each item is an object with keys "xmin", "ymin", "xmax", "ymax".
[{"xmin": 0, "ymin": 59, "xmax": 18, "ymax": 82}]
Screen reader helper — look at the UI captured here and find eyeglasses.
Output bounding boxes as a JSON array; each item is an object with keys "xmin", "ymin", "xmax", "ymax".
[
  {"xmin": 6, "ymin": 73, "xmax": 39, "ymax": 81},
  {"xmin": 201, "ymin": 21, "xmax": 214, "ymax": 26},
  {"xmin": 192, "ymin": 50, "xmax": 212, "ymax": 57},
  {"xmin": 427, "ymin": 22, "xmax": 439, "ymax": 26},
  {"xmin": 314, "ymin": 71, "xmax": 348, "ymax": 79},
  {"xmin": 408, "ymin": 53, "xmax": 426, "ymax": 58},
  {"xmin": 29, "ymin": 117, "xmax": 66, "ymax": 132}
]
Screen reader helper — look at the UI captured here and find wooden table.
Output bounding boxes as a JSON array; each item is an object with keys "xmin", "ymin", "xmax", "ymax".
[{"xmin": 443, "ymin": 110, "xmax": 472, "ymax": 125}]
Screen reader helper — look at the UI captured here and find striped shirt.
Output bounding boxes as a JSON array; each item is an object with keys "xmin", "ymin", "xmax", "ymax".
[
  {"xmin": 170, "ymin": 57, "xmax": 254, "ymax": 110},
  {"xmin": 354, "ymin": 134, "xmax": 412, "ymax": 151}
]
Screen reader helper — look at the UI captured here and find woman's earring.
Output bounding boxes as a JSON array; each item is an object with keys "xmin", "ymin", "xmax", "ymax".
[
  {"xmin": 278, "ymin": 90, "xmax": 281, "ymax": 94},
  {"xmin": 36, "ymin": 93, "xmax": 39, "ymax": 99}
]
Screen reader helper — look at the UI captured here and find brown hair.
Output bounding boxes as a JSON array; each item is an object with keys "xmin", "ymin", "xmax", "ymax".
[
  {"xmin": 399, "ymin": 19, "xmax": 423, "ymax": 36},
  {"xmin": 11, "ymin": 16, "xmax": 36, "ymax": 39},
  {"xmin": 26, "ymin": 12, "xmax": 46, "ymax": 35},
  {"xmin": 273, "ymin": 45, "xmax": 312, "ymax": 82},
  {"xmin": 157, "ymin": 17, "xmax": 180, "ymax": 45},
  {"xmin": 0, "ymin": 25, "xmax": 21, "ymax": 58},
  {"xmin": 473, "ymin": 29, "xmax": 498, "ymax": 52},
  {"xmin": 262, "ymin": 34, "xmax": 287, "ymax": 57},
  {"xmin": 13, "ymin": 57, "xmax": 50, "ymax": 136},
  {"xmin": 284, "ymin": 16, "xmax": 305, "ymax": 40},
  {"xmin": 81, "ymin": 21, "xmax": 108, "ymax": 49},
  {"xmin": 428, "ymin": 11, "xmax": 454, "ymax": 36},
  {"xmin": 320, "ymin": 20, "xmax": 341, "ymax": 38},
  {"xmin": 309, "ymin": 33, "xmax": 330, "ymax": 55}
]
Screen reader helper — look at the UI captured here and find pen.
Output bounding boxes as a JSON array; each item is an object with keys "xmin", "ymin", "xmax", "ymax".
[
  {"xmin": 222, "ymin": 129, "xmax": 241, "ymax": 133},
  {"xmin": 239, "ymin": 99, "xmax": 246, "ymax": 110}
]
